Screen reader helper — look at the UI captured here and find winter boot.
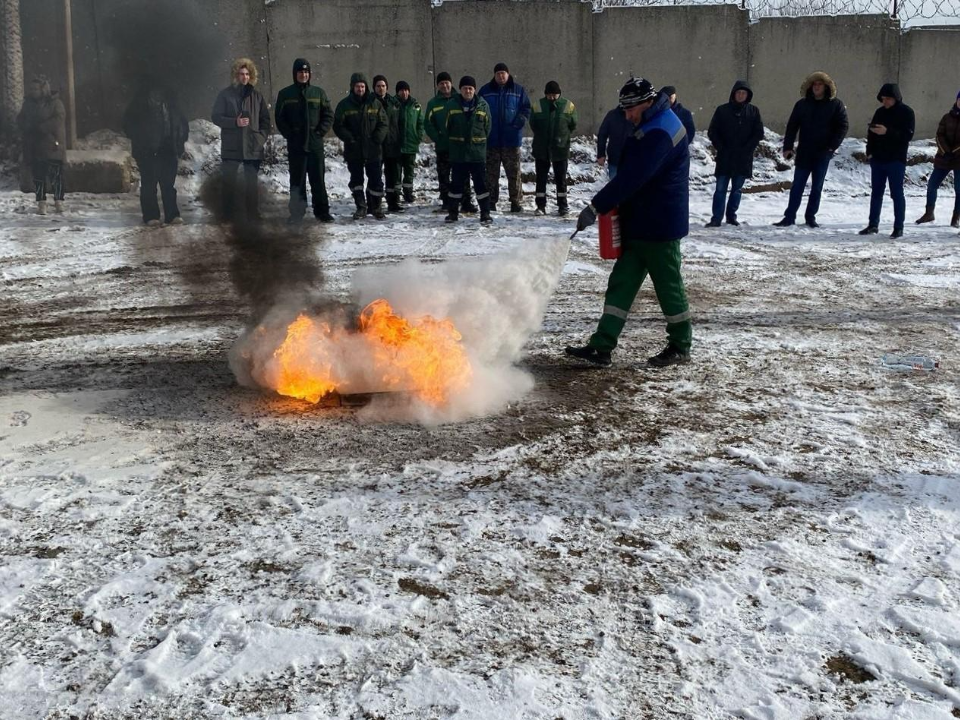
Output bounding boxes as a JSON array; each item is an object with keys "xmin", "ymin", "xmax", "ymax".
[
  {"xmin": 37, "ymin": 201, "xmax": 47, "ymax": 216},
  {"xmin": 146, "ymin": 219, "xmax": 162, "ymax": 228},
  {"xmin": 535, "ymin": 206, "xmax": 546, "ymax": 216},
  {"xmin": 169, "ymin": 216, "xmax": 184, "ymax": 225},
  {"xmin": 952, "ymin": 211, "xmax": 960, "ymax": 228},
  {"xmin": 479, "ymin": 196, "xmax": 492, "ymax": 224},
  {"xmin": 510, "ymin": 201, "xmax": 523, "ymax": 213},
  {"xmin": 352, "ymin": 191, "xmax": 367, "ymax": 220},
  {"xmin": 773, "ymin": 217, "xmax": 794, "ymax": 227},
  {"xmin": 915, "ymin": 206, "xmax": 935, "ymax": 224},
  {"xmin": 705, "ymin": 219, "xmax": 722, "ymax": 228},
  {"xmin": 725, "ymin": 216, "xmax": 740, "ymax": 226},
  {"xmin": 890, "ymin": 228, "xmax": 904, "ymax": 239},
  {"xmin": 805, "ymin": 217, "xmax": 820, "ymax": 228},
  {"xmin": 403, "ymin": 187, "xmax": 414, "ymax": 204},
  {"xmin": 461, "ymin": 200, "xmax": 478, "ymax": 214},
  {"xmin": 54, "ymin": 200, "xmax": 64, "ymax": 214},
  {"xmin": 371, "ymin": 201, "xmax": 386, "ymax": 221},
  {"xmin": 565, "ymin": 345, "xmax": 611, "ymax": 367},
  {"xmin": 558, "ymin": 205, "xmax": 569, "ymax": 217},
  {"xmin": 858, "ymin": 225, "xmax": 879, "ymax": 235},
  {"xmin": 647, "ymin": 344, "xmax": 690, "ymax": 368},
  {"xmin": 445, "ymin": 206, "xmax": 459, "ymax": 224},
  {"xmin": 386, "ymin": 192, "xmax": 400, "ymax": 213}
]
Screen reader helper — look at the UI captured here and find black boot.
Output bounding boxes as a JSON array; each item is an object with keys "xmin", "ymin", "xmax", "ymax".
[
  {"xmin": 558, "ymin": 205, "xmax": 569, "ymax": 217},
  {"xmin": 773, "ymin": 217, "xmax": 794, "ymax": 227},
  {"xmin": 445, "ymin": 206, "xmax": 459, "ymax": 223},
  {"xmin": 565, "ymin": 345, "xmax": 611, "ymax": 367},
  {"xmin": 858, "ymin": 225, "xmax": 879, "ymax": 235},
  {"xmin": 890, "ymin": 227, "xmax": 904, "ymax": 239},
  {"xmin": 805, "ymin": 217, "xmax": 820, "ymax": 228},
  {"xmin": 352, "ymin": 192, "xmax": 367, "ymax": 220},
  {"xmin": 403, "ymin": 187, "xmax": 414, "ymax": 204},
  {"xmin": 386, "ymin": 192, "xmax": 404, "ymax": 213},
  {"xmin": 479, "ymin": 196, "xmax": 492, "ymax": 224},
  {"xmin": 461, "ymin": 200, "xmax": 479, "ymax": 214},
  {"xmin": 647, "ymin": 344, "xmax": 690, "ymax": 367}
]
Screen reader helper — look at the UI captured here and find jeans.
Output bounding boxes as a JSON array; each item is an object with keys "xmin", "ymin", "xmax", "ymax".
[
  {"xmin": 925, "ymin": 166, "xmax": 960, "ymax": 213},
  {"xmin": 784, "ymin": 155, "xmax": 831, "ymax": 222},
  {"xmin": 711, "ymin": 175, "xmax": 746, "ymax": 223},
  {"xmin": 868, "ymin": 160, "xmax": 906, "ymax": 231}
]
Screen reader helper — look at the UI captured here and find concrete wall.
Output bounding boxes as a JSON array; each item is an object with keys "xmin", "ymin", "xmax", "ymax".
[
  {"xmin": 266, "ymin": 0, "xmax": 434, "ymax": 108},
  {"xmin": 594, "ymin": 5, "xmax": 749, "ymax": 136},
  {"xmin": 748, "ymin": 15, "xmax": 901, "ymax": 137},
  {"xmin": 899, "ymin": 27, "xmax": 960, "ymax": 138},
  {"xmin": 432, "ymin": 0, "xmax": 594, "ymax": 129},
  {"xmin": 14, "ymin": 0, "xmax": 960, "ymax": 140}
]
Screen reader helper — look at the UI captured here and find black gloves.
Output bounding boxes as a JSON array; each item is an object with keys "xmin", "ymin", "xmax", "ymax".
[{"xmin": 577, "ymin": 204, "xmax": 598, "ymax": 231}]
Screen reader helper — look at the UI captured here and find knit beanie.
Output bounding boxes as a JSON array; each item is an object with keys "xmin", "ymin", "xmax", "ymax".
[
  {"xmin": 459, "ymin": 75, "xmax": 477, "ymax": 89},
  {"xmin": 661, "ymin": 85, "xmax": 677, "ymax": 97},
  {"xmin": 436, "ymin": 71, "xmax": 452, "ymax": 85},
  {"xmin": 372, "ymin": 74, "xmax": 388, "ymax": 87},
  {"xmin": 494, "ymin": 62, "xmax": 509, "ymax": 73},
  {"xmin": 545, "ymin": 80, "xmax": 561, "ymax": 95},
  {"xmin": 396, "ymin": 80, "xmax": 411, "ymax": 93},
  {"xmin": 619, "ymin": 77, "xmax": 657, "ymax": 109}
]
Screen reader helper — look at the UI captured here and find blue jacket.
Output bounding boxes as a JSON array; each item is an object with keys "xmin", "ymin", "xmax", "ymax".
[
  {"xmin": 672, "ymin": 102, "xmax": 696, "ymax": 141},
  {"xmin": 592, "ymin": 93, "xmax": 690, "ymax": 243},
  {"xmin": 478, "ymin": 76, "xmax": 531, "ymax": 148},
  {"xmin": 597, "ymin": 107, "xmax": 633, "ymax": 166}
]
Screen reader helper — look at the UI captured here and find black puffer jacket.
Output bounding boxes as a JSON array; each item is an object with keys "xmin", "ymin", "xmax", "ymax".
[
  {"xmin": 866, "ymin": 83, "xmax": 915, "ymax": 164},
  {"xmin": 783, "ymin": 72, "xmax": 849, "ymax": 168},
  {"xmin": 122, "ymin": 87, "xmax": 189, "ymax": 160},
  {"xmin": 707, "ymin": 80, "xmax": 764, "ymax": 178}
]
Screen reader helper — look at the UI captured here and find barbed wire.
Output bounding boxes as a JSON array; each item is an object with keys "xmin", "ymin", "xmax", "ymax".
[{"xmin": 591, "ymin": 0, "xmax": 960, "ymax": 23}]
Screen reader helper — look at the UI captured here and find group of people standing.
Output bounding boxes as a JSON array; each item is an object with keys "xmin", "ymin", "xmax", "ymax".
[{"xmin": 204, "ymin": 58, "xmax": 578, "ymax": 226}]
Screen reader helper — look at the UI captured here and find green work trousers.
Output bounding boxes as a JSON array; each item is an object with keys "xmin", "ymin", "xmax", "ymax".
[
  {"xmin": 589, "ymin": 239, "xmax": 692, "ymax": 353},
  {"xmin": 400, "ymin": 153, "xmax": 416, "ymax": 196}
]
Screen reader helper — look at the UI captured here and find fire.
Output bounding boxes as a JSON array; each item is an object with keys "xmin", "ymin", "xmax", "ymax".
[{"xmin": 271, "ymin": 299, "xmax": 472, "ymax": 406}]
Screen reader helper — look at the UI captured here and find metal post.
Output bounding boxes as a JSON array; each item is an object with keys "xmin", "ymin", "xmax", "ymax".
[{"xmin": 63, "ymin": 0, "xmax": 77, "ymax": 148}]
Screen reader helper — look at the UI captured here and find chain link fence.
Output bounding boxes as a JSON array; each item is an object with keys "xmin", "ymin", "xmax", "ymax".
[{"xmin": 591, "ymin": 0, "xmax": 960, "ymax": 24}]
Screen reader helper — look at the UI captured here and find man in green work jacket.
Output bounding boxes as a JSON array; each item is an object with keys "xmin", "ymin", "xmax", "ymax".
[
  {"xmin": 530, "ymin": 80, "xmax": 578, "ymax": 216},
  {"xmin": 444, "ymin": 76, "xmax": 492, "ymax": 225}
]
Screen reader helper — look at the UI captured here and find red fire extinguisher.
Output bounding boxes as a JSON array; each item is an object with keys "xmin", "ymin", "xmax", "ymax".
[{"xmin": 598, "ymin": 208, "xmax": 621, "ymax": 260}]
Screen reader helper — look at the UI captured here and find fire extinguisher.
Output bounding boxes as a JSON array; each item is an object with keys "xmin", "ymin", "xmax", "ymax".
[{"xmin": 598, "ymin": 208, "xmax": 621, "ymax": 260}]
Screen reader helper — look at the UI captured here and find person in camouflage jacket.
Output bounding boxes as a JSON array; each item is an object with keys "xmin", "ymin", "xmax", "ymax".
[
  {"xmin": 275, "ymin": 58, "xmax": 334, "ymax": 223},
  {"xmin": 334, "ymin": 72, "xmax": 388, "ymax": 220},
  {"xmin": 444, "ymin": 76, "xmax": 492, "ymax": 225},
  {"xmin": 530, "ymin": 80, "xmax": 578, "ymax": 216}
]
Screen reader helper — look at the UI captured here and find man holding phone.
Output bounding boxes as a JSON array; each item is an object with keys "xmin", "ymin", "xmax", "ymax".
[
  {"xmin": 212, "ymin": 58, "xmax": 271, "ymax": 222},
  {"xmin": 859, "ymin": 84, "xmax": 915, "ymax": 238}
]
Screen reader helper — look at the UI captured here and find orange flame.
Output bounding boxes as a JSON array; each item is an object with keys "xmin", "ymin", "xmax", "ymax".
[{"xmin": 272, "ymin": 299, "xmax": 472, "ymax": 406}]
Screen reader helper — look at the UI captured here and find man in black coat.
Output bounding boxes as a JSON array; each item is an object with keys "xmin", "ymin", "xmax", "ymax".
[
  {"xmin": 706, "ymin": 80, "xmax": 763, "ymax": 227},
  {"xmin": 859, "ymin": 84, "xmax": 915, "ymax": 238},
  {"xmin": 774, "ymin": 71, "xmax": 849, "ymax": 228},
  {"xmin": 123, "ymin": 85, "xmax": 189, "ymax": 226}
]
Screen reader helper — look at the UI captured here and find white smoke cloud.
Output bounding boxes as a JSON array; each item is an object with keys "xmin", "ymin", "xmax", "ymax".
[{"xmin": 230, "ymin": 236, "xmax": 571, "ymax": 424}]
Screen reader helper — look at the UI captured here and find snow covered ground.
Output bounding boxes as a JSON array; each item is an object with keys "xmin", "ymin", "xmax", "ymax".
[{"xmin": 1, "ymin": 123, "xmax": 958, "ymax": 719}]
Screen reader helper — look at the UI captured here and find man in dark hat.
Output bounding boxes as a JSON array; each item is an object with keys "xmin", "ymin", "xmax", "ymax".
[
  {"xmin": 275, "ymin": 58, "xmax": 335, "ymax": 223},
  {"xmin": 425, "ymin": 72, "xmax": 476, "ymax": 213},
  {"xmin": 444, "ymin": 76, "xmax": 493, "ymax": 225},
  {"xmin": 333, "ymin": 73, "xmax": 388, "ymax": 220},
  {"xmin": 395, "ymin": 80, "xmax": 424, "ymax": 206},
  {"xmin": 661, "ymin": 85, "xmax": 696, "ymax": 141},
  {"xmin": 567, "ymin": 77, "xmax": 692, "ymax": 368},
  {"xmin": 530, "ymin": 80, "xmax": 578, "ymax": 216},
  {"xmin": 479, "ymin": 62, "xmax": 531, "ymax": 212}
]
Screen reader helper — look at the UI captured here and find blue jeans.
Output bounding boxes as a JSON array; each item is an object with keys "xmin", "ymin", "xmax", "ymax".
[
  {"xmin": 784, "ymin": 155, "xmax": 831, "ymax": 222},
  {"xmin": 926, "ymin": 166, "xmax": 960, "ymax": 213},
  {"xmin": 608, "ymin": 163, "xmax": 618, "ymax": 180},
  {"xmin": 868, "ymin": 160, "xmax": 906, "ymax": 231},
  {"xmin": 712, "ymin": 175, "xmax": 746, "ymax": 223}
]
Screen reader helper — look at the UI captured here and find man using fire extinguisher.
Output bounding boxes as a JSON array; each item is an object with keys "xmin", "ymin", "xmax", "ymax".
[{"xmin": 566, "ymin": 77, "xmax": 692, "ymax": 368}]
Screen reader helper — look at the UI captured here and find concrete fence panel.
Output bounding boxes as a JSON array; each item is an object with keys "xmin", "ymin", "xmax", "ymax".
[
  {"xmin": 748, "ymin": 15, "xmax": 900, "ymax": 139},
  {"xmin": 431, "ymin": 0, "xmax": 594, "ymax": 133},
  {"xmin": 899, "ymin": 26, "xmax": 960, "ymax": 139}
]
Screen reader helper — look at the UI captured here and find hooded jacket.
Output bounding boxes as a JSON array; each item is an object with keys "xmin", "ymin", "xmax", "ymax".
[
  {"xmin": 275, "ymin": 58, "xmax": 334, "ymax": 154},
  {"xmin": 591, "ymin": 92, "xmax": 690, "ymax": 243},
  {"xmin": 934, "ymin": 103, "xmax": 960, "ymax": 172},
  {"xmin": 122, "ymin": 86, "xmax": 189, "ymax": 161},
  {"xmin": 211, "ymin": 58, "xmax": 271, "ymax": 161},
  {"xmin": 866, "ymin": 83, "xmax": 915, "ymax": 165},
  {"xmin": 333, "ymin": 73, "xmax": 388, "ymax": 163},
  {"xmin": 597, "ymin": 106, "xmax": 633, "ymax": 166},
  {"xmin": 377, "ymin": 91, "xmax": 402, "ymax": 159},
  {"xmin": 17, "ymin": 77, "xmax": 67, "ymax": 164},
  {"xmin": 478, "ymin": 75, "xmax": 531, "ymax": 149},
  {"xmin": 707, "ymin": 80, "xmax": 764, "ymax": 178},
  {"xmin": 783, "ymin": 72, "xmax": 849, "ymax": 168},
  {"xmin": 530, "ymin": 96, "xmax": 578, "ymax": 162}
]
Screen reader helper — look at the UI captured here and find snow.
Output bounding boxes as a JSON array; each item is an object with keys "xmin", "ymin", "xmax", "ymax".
[{"xmin": 0, "ymin": 120, "xmax": 959, "ymax": 719}]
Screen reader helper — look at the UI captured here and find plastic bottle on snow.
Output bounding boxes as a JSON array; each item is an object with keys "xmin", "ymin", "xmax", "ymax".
[{"xmin": 880, "ymin": 354, "xmax": 941, "ymax": 371}]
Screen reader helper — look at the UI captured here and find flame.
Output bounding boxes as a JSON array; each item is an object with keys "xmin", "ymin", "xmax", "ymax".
[{"xmin": 271, "ymin": 299, "xmax": 472, "ymax": 406}]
